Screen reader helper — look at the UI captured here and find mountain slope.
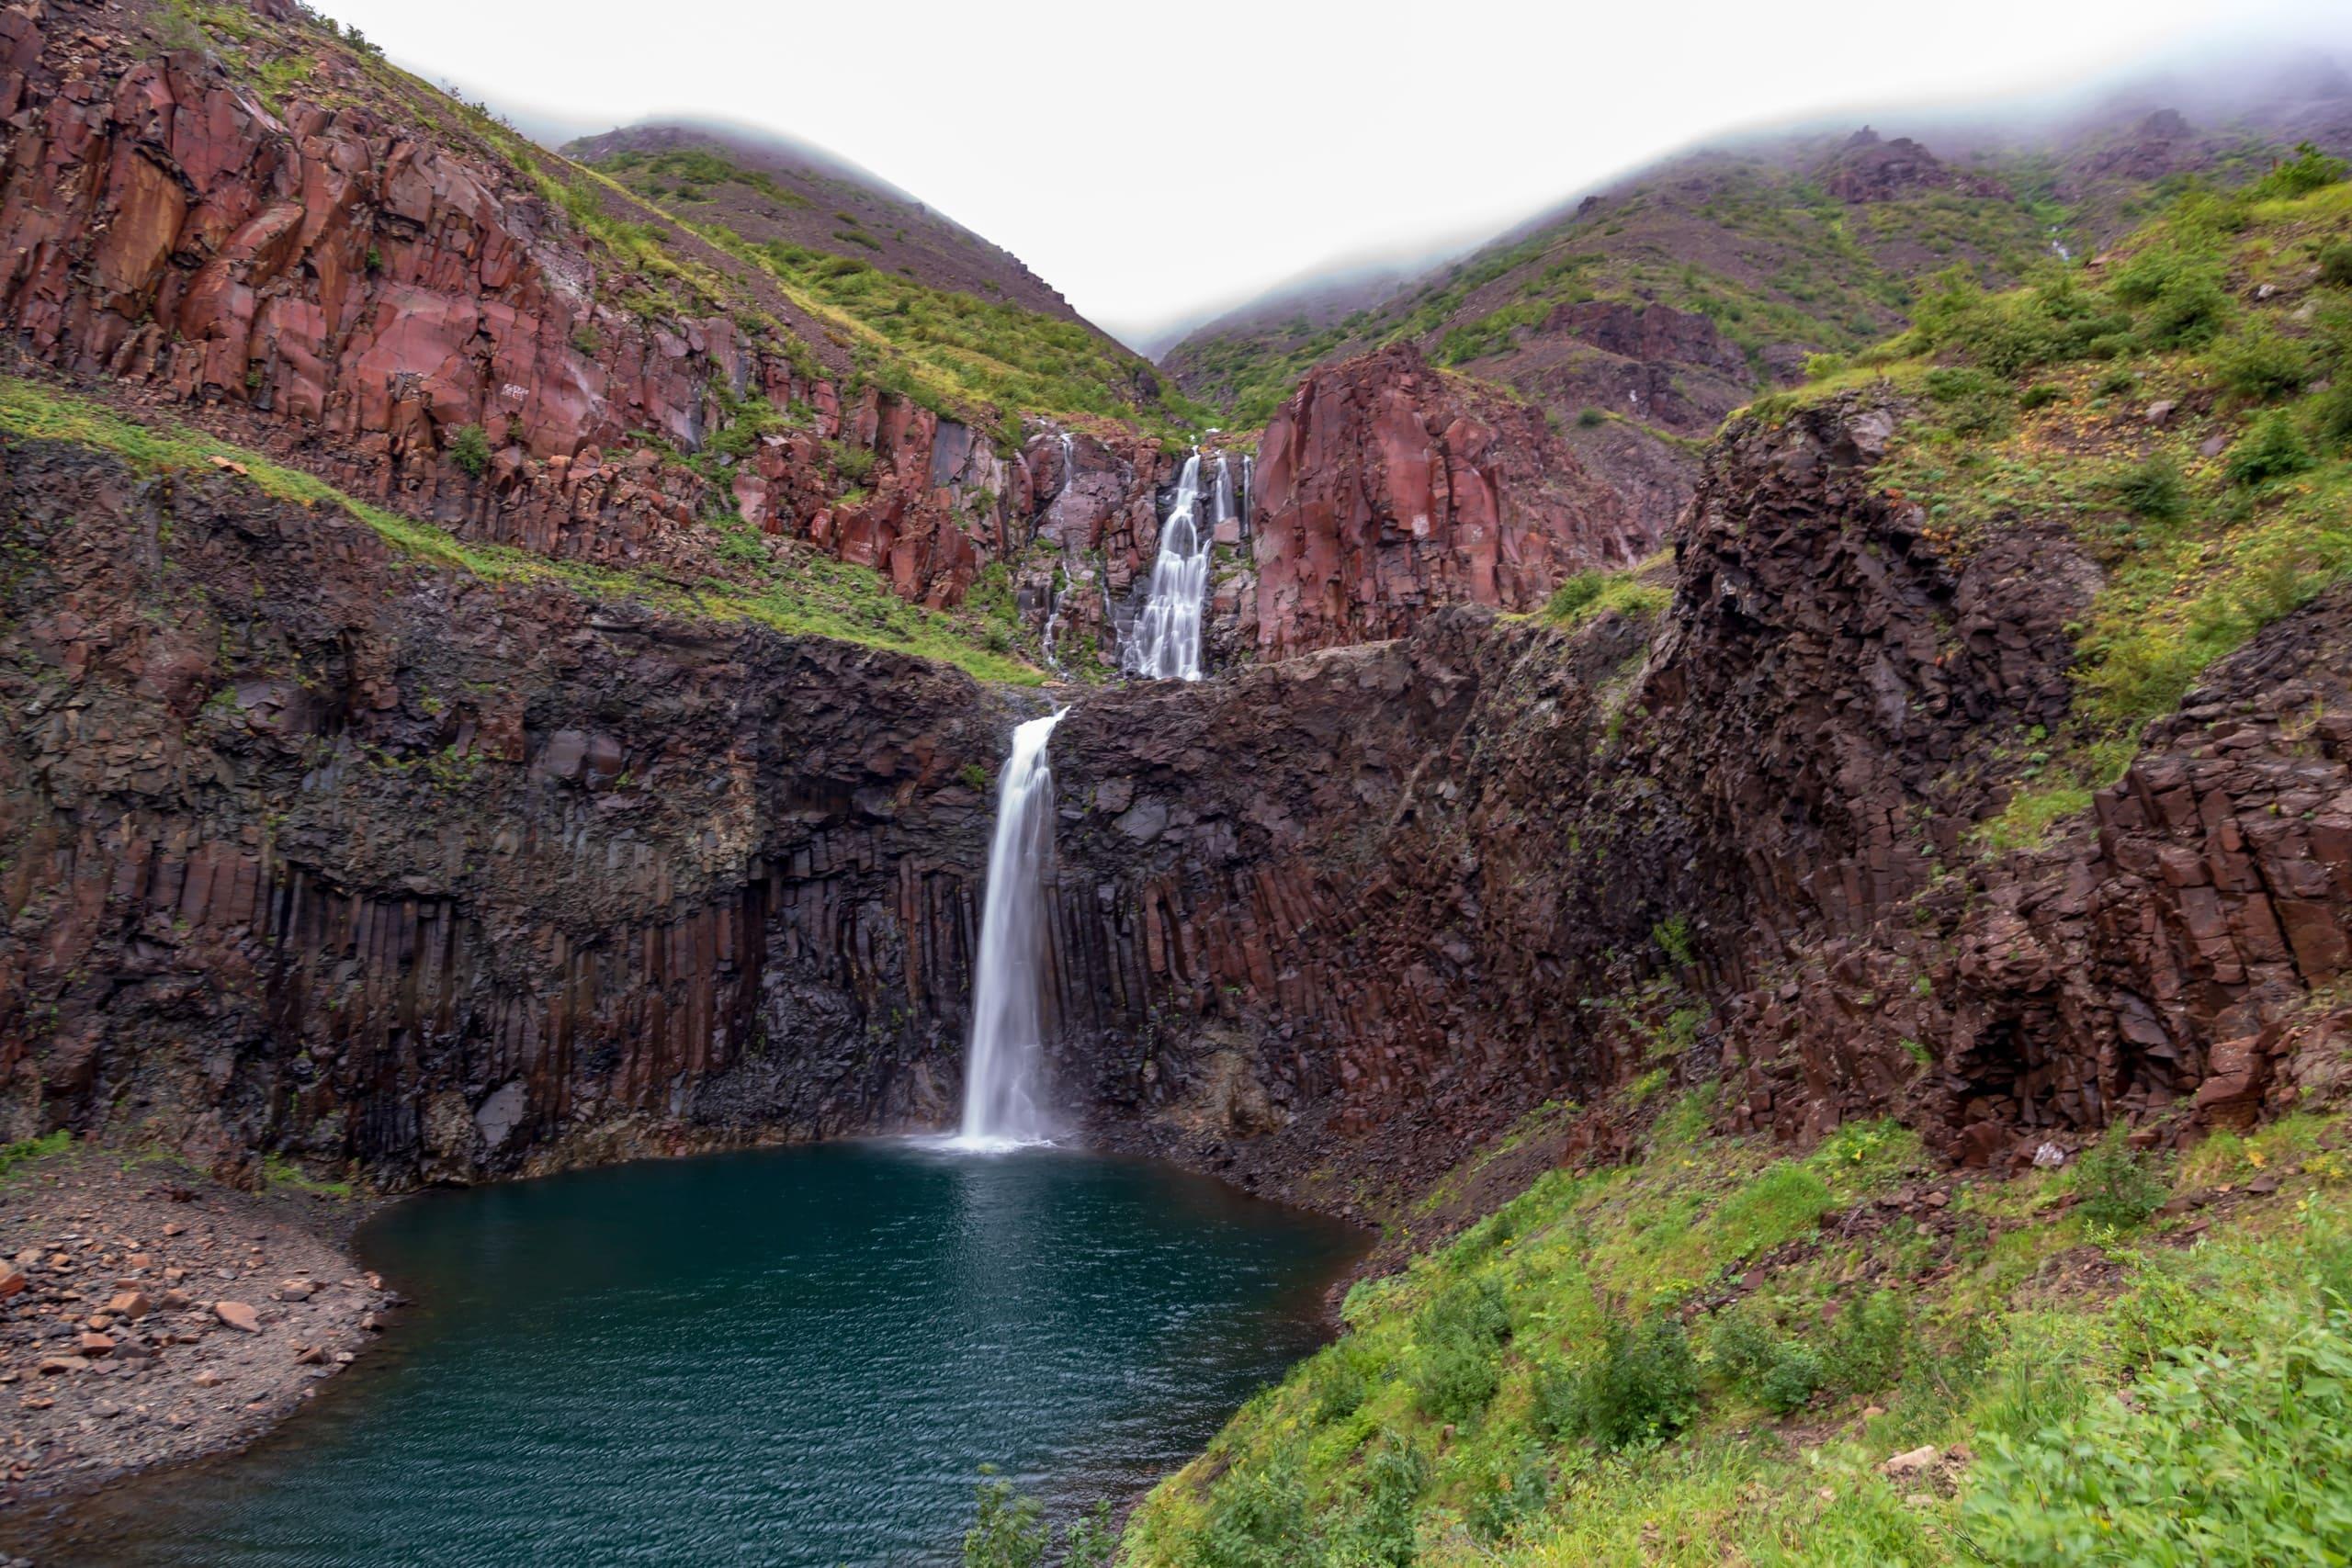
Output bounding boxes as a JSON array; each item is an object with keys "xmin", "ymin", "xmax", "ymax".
[
  {"xmin": 1165, "ymin": 70, "xmax": 2352, "ymax": 532},
  {"xmin": 565, "ymin": 121, "xmax": 1081, "ymax": 322},
  {"xmin": 1118, "ymin": 162, "xmax": 2352, "ymax": 1562}
]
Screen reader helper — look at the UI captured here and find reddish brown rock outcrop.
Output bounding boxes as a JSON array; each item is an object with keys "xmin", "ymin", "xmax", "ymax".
[
  {"xmin": 1821, "ymin": 127, "xmax": 2007, "ymax": 203},
  {"xmin": 7, "ymin": 379, "xmax": 2348, "ymax": 1220},
  {"xmin": 1250, "ymin": 344, "xmax": 1652, "ymax": 660},
  {"xmin": 0, "ymin": 0, "xmax": 1027, "ymax": 615}
]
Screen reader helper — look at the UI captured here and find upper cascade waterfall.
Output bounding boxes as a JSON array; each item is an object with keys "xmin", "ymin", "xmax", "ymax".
[
  {"xmin": 1038, "ymin": 433, "xmax": 1079, "ymax": 676},
  {"xmin": 1122, "ymin": 450, "xmax": 1210, "ymax": 682},
  {"xmin": 954, "ymin": 708, "xmax": 1069, "ymax": 1148},
  {"xmin": 1213, "ymin": 451, "xmax": 1235, "ymax": 530}
]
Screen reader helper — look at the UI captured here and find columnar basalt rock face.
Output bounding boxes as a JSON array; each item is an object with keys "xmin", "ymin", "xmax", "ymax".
[
  {"xmin": 0, "ymin": 0, "xmax": 1022, "ymax": 613},
  {"xmin": 1047, "ymin": 395, "xmax": 2352, "ymax": 1197},
  {"xmin": 1250, "ymin": 344, "xmax": 1653, "ymax": 660},
  {"xmin": 7, "ymin": 390, "xmax": 2348, "ymax": 1213},
  {"xmin": 0, "ymin": 438, "xmax": 1015, "ymax": 1182}
]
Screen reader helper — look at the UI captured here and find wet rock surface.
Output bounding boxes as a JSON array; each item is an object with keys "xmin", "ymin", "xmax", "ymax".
[
  {"xmin": 7, "ymin": 389, "xmax": 2350, "ymax": 1222},
  {"xmin": 0, "ymin": 434, "xmax": 1013, "ymax": 1182}
]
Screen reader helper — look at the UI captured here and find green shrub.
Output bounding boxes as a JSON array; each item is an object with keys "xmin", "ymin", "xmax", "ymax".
[
  {"xmin": 1965, "ymin": 1302, "xmax": 2352, "ymax": 1562},
  {"xmin": 1756, "ymin": 1340, "xmax": 1825, "ymax": 1414},
  {"xmin": 2109, "ymin": 453, "xmax": 2188, "ymax": 522},
  {"xmin": 2248, "ymin": 141, "xmax": 2349, "ymax": 202},
  {"xmin": 1309, "ymin": 1342, "xmax": 1373, "ymax": 1423},
  {"xmin": 1464, "ymin": 1443, "xmax": 1550, "ymax": 1543},
  {"xmin": 828, "ymin": 440, "xmax": 879, "ymax": 485},
  {"xmin": 2019, "ymin": 382, "xmax": 2064, "ymax": 410},
  {"xmin": 2224, "ymin": 409, "xmax": 2314, "ymax": 486},
  {"xmin": 1061, "ymin": 1504, "xmax": 1118, "ymax": 1568},
  {"xmin": 1706, "ymin": 1302, "xmax": 1781, "ymax": 1388},
  {"xmin": 2073, "ymin": 1132, "xmax": 2167, "ymax": 1231},
  {"xmin": 2211, "ymin": 322, "xmax": 2313, "ymax": 400},
  {"xmin": 1576, "ymin": 405, "xmax": 1606, "ymax": 428},
  {"xmin": 2307, "ymin": 388, "xmax": 2352, "ymax": 461},
  {"xmin": 1411, "ymin": 1280, "xmax": 1510, "ymax": 1421},
  {"xmin": 1555, "ymin": 1310, "xmax": 1701, "ymax": 1450},
  {"xmin": 962, "ymin": 1474, "xmax": 1046, "ymax": 1568},
  {"xmin": 2110, "ymin": 249, "xmax": 2231, "ymax": 349},
  {"xmin": 1328, "ymin": 1435, "xmax": 1423, "ymax": 1565},
  {"xmin": 447, "ymin": 422, "xmax": 491, "ymax": 478},
  {"xmin": 2320, "ymin": 239, "xmax": 2352, "ymax": 289},
  {"xmin": 1199, "ymin": 1451, "xmax": 1311, "ymax": 1568},
  {"xmin": 1824, "ymin": 1289, "xmax": 1907, "ymax": 1393}
]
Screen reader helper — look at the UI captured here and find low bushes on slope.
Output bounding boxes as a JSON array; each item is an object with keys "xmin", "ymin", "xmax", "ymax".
[{"xmin": 1108, "ymin": 1094, "xmax": 2352, "ymax": 1566}]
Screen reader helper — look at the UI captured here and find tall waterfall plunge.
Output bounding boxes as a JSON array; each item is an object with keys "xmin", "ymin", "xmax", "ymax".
[
  {"xmin": 1123, "ymin": 451, "xmax": 1210, "ymax": 681},
  {"xmin": 953, "ymin": 708, "xmax": 1069, "ymax": 1148}
]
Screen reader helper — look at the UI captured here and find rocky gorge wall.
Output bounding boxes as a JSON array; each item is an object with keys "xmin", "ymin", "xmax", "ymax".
[
  {"xmin": 8, "ymin": 388, "xmax": 2347, "ymax": 1209},
  {"xmin": 0, "ymin": 436, "xmax": 1022, "ymax": 1181}
]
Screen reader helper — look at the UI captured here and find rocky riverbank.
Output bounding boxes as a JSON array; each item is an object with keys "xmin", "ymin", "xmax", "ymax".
[{"xmin": 0, "ymin": 1143, "xmax": 392, "ymax": 1517}]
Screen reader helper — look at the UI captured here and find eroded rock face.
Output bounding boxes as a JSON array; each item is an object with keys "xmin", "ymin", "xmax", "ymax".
[
  {"xmin": 0, "ymin": 0, "xmax": 1021, "ymax": 613},
  {"xmin": 1250, "ymin": 344, "xmax": 1652, "ymax": 660},
  {"xmin": 0, "ymin": 438, "xmax": 1013, "ymax": 1182},
  {"xmin": 6, "ymin": 391, "xmax": 2347, "ymax": 1214}
]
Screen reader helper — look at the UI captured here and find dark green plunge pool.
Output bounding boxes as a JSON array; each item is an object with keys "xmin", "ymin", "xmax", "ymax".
[{"xmin": 27, "ymin": 1140, "xmax": 1364, "ymax": 1565}]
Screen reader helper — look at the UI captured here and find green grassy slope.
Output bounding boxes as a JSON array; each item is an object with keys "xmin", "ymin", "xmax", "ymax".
[
  {"xmin": 1767, "ymin": 151, "xmax": 2352, "ymax": 848},
  {"xmin": 1163, "ymin": 119, "xmax": 2326, "ymax": 441}
]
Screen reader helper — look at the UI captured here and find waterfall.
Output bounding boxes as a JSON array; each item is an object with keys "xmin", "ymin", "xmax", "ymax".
[
  {"xmin": 1239, "ymin": 454, "xmax": 1252, "ymax": 537},
  {"xmin": 1213, "ymin": 451, "xmax": 1235, "ymax": 529},
  {"xmin": 953, "ymin": 708, "xmax": 1068, "ymax": 1148},
  {"xmin": 1123, "ymin": 450, "xmax": 1209, "ymax": 682},
  {"xmin": 1038, "ymin": 433, "xmax": 1080, "ymax": 676}
]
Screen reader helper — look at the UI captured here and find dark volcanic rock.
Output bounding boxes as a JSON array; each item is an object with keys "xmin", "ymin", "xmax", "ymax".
[{"xmin": 6, "ymin": 380, "xmax": 2348, "ymax": 1215}]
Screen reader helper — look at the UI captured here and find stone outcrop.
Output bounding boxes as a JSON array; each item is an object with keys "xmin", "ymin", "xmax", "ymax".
[
  {"xmin": 0, "ymin": 0, "xmax": 1037, "ymax": 615},
  {"xmin": 1821, "ymin": 128, "xmax": 2007, "ymax": 203},
  {"xmin": 1250, "ymin": 344, "xmax": 1652, "ymax": 660},
  {"xmin": 6, "ymin": 342, "xmax": 2348, "ymax": 1213}
]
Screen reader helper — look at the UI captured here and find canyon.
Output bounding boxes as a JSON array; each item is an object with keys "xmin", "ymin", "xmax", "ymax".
[
  {"xmin": 4, "ymin": 2, "xmax": 2352, "ymax": 1554},
  {"xmin": 0, "ymin": 0, "xmax": 2347, "ymax": 1220}
]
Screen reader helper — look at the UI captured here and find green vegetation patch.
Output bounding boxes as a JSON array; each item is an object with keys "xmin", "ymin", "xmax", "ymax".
[
  {"xmin": 1117, "ymin": 1080, "xmax": 2352, "ymax": 1566},
  {"xmin": 0, "ymin": 1130, "xmax": 69, "ymax": 1184}
]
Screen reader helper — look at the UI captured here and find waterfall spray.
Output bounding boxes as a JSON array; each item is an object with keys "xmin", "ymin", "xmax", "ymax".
[{"xmin": 953, "ymin": 708, "xmax": 1068, "ymax": 1148}]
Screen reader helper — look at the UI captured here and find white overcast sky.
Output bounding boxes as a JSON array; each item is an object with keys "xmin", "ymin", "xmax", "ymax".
[{"xmin": 321, "ymin": 0, "xmax": 2350, "ymax": 349}]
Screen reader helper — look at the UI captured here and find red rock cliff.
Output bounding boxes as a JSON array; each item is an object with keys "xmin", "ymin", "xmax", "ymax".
[
  {"xmin": 1250, "ymin": 344, "xmax": 1652, "ymax": 659},
  {"xmin": 0, "ymin": 0, "xmax": 1030, "ymax": 613}
]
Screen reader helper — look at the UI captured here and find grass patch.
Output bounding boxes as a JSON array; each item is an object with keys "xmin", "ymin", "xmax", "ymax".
[
  {"xmin": 0, "ymin": 1130, "xmax": 69, "ymax": 1184},
  {"xmin": 1541, "ymin": 567, "xmax": 1669, "ymax": 627},
  {"xmin": 1123, "ymin": 1086, "xmax": 2352, "ymax": 1566},
  {"xmin": 260, "ymin": 1152, "xmax": 354, "ymax": 1199}
]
